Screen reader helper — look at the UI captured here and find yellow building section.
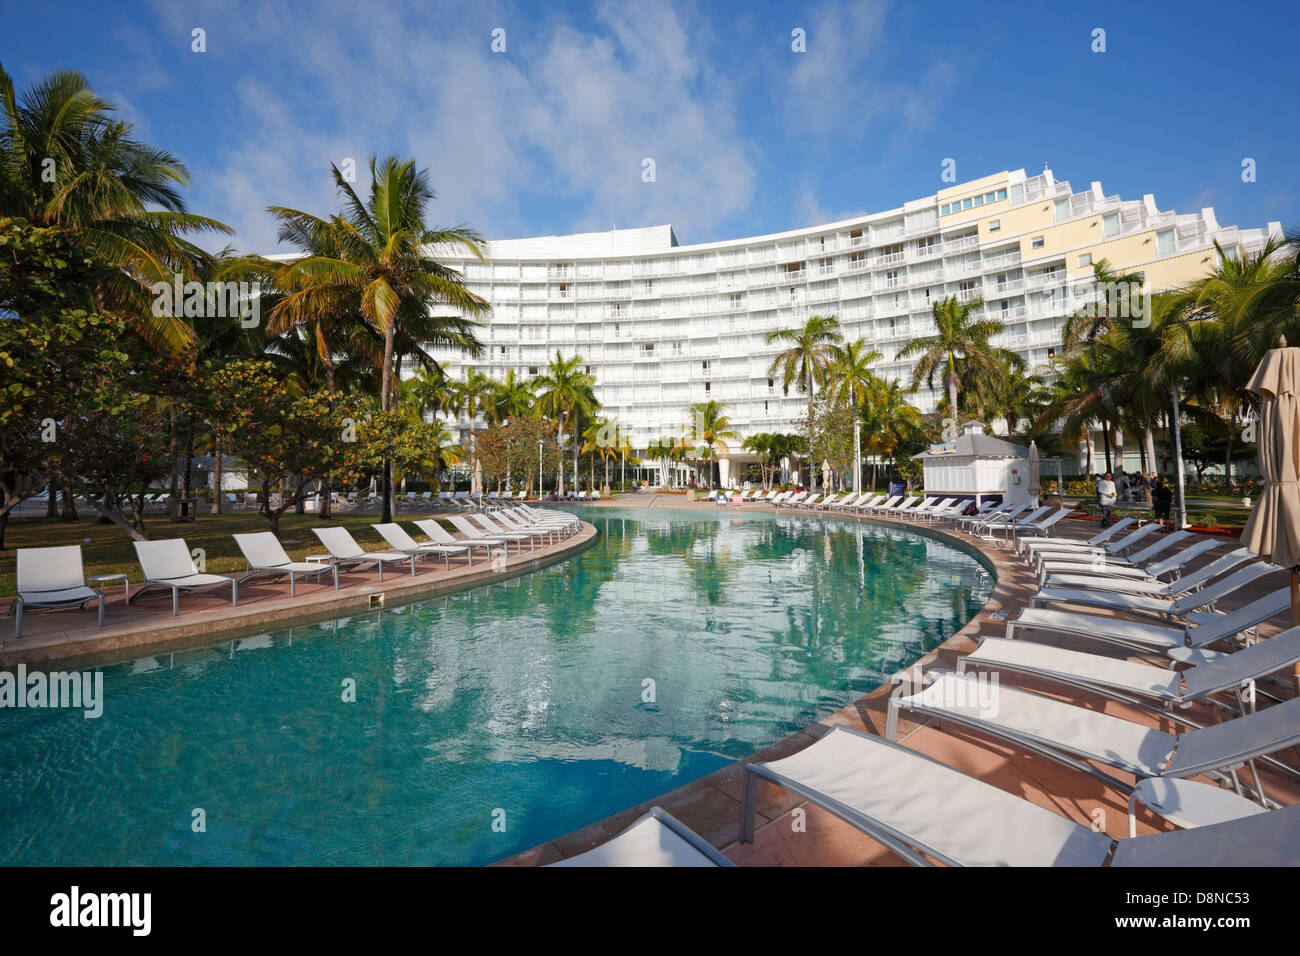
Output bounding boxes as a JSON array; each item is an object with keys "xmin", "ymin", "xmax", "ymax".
[
  {"xmin": 1127, "ymin": 247, "xmax": 1220, "ymax": 292},
  {"xmin": 976, "ymin": 200, "xmax": 1055, "ymax": 240},
  {"xmin": 938, "ymin": 172, "xmax": 1011, "ymax": 222},
  {"xmin": 937, "ymin": 171, "xmax": 1009, "ymax": 203}
]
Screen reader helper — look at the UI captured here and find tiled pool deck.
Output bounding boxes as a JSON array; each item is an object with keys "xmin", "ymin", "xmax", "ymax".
[
  {"xmin": 499, "ymin": 497, "xmax": 1300, "ymax": 866},
  {"xmin": 0, "ymin": 513, "xmax": 599, "ymax": 668}
]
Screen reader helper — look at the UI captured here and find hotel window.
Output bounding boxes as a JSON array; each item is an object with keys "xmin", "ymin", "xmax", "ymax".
[
  {"xmin": 767, "ymin": 378, "xmax": 774, "ymax": 388},
  {"xmin": 1009, "ymin": 183, "xmax": 1024, "ymax": 206},
  {"xmin": 764, "ymin": 401, "xmax": 769, "ymax": 411},
  {"xmin": 1078, "ymin": 253, "xmax": 1093, "ymax": 267},
  {"xmin": 1102, "ymin": 213, "xmax": 1120, "ymax": 239},
  {"xmin": 644, "ymin": 279, "xmax": 654, "ymax": 293},
  {"xmin": 1054, "ymin": 198, "xmax": 1071, "ymax": 223},
  {"xmin": 1156, "ymin": 229, "xmax": 1174, "ymax": 256},
  {"xmin": 988, "ymin": 220, "xmax": 1001, "ymax": 232},
  {"xmin": 643, "ymin": 343, "xmax": 654, "ymax": 352},
  {"xmin": 702, "ymin": 360, "xmax": 710, "ymax": 371},
  {"xmin": 704, "ymin": 382, "xmax": 711, "ymax": 393},
  {"xmin": 528, "ymin": 366, "xmax": 539, "ymax": 375},
  {"xmin": 1031, "ymin": 236, "xmax": 1045, "ymax": 249}
]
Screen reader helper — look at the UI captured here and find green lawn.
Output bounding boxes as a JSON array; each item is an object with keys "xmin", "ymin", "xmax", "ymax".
[{"xmin": 0, "ymin": 511, "xmax": 456, "ymax": 598}]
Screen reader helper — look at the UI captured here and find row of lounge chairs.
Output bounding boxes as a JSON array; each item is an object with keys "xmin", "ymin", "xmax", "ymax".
[
  {"xmin": 8, "ymin": 506, "xmax": 580, "ymax": 638},
  {"xmin": 559, "ymin": 513, "xmax": 1300, "ymax": 866}
]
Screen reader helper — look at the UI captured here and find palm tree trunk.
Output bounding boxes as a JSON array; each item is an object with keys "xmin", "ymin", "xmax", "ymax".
[
  {"xmin": 380, "ymin": 326, "xmax": 396, "ymax": 524},
  {"xmin": 1101, "ymin": 421, "xmax": 1112, "ymax": 472},
  {"xmin": 46, "ymin": 476, "xmax": 58, "ymax": 518}
]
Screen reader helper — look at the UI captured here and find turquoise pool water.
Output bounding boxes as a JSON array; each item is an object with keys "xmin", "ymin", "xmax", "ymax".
[{"xmin": 0, "ymin": 506, "xmax": 991, "ymax": 866}]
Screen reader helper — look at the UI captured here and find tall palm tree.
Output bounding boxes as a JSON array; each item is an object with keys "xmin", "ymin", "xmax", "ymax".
[
  {"xmin": 265, "ymin": 156, "xmax": 488, "ymax": 521},
  {"xmin": 534, "ymin": 351, "xmax": 598, "ymax": 495},
  {"xmin": 898, "ymin": 295, "xmax": 1002, "ymax": 416},
  {"xmin": 765, "ymin": 314, "xmax": 842, "ymax": 484},
  {"xmin": 0, "ymin": 63, "xmax": 231, "ymax": 350},
  {"xmin": 825, "ymin": 338, "xmax": 882, "ymax": 406},
  {"xmin": 679, "ymin": 400, "xmax": 740, "ymax": 488}
]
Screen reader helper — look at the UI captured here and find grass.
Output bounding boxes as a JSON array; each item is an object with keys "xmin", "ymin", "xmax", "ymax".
[{"xmin": 0, "ymin": 510, "xmax": 457, "ymax": 598}]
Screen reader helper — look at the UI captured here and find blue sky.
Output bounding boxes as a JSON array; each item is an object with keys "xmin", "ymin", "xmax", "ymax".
[{"xmin": 3, "ymin": 0, "xmax": 1297, "ymax": 253}]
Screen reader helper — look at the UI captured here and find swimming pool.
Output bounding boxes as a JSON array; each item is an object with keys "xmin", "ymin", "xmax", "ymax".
[{"xmin": 0, "ymin": 506, "xmax": 992, "ymax": 866}]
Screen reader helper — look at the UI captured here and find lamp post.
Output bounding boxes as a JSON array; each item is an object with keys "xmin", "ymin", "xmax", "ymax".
[
  {"xmin": 853, "ymin": 420, "xmax": 863, "ymax": 496},
  {"xmin": 538, "ymin": 440, "xmax": 543, "ymax": 500}
]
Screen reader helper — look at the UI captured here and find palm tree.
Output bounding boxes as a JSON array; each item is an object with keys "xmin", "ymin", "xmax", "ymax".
[
  {"xmin": 681, "ymin": 400, "xmax": 740, "ymax": 488},
  {"xmin": 766, "ymin": 314, "xmax": 842, "ymax": 484},
  {"xmin": 1060, "ymin": 259, "xmax": 1149, "ymax": 353},
  {"xmin": 825, "ymin": 338, "xmax": 882, "ymax": 406},
  {"xmin": 898, "ymin": 295, "xmax": 1002, "ymax": 416},
  {"xmin": 0, "ymin": 63, "xmax": 231, "ymax": 350},
  {"xmin": 534, "ymin": 351, "xmax": 598, "ymax": 495},
  {"xmin": 858, "ymin": 377, "xmax": 922, "ymax": 489},
  {"xmin": 743, "ymin": 432, "xmax": 774, "ymax": 489},
  {"xmin": 265, "ymin": 156, "xmax": 488, "ymax": 521},
  {"xmin": 488, "ymin": 369, "xmax": 537, "ymax": 425}
]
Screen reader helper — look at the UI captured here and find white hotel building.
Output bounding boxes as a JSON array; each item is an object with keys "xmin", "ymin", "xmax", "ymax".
[{"xmin": 428, "ymin": 168, "xmax": 1279, "ymax": 484}]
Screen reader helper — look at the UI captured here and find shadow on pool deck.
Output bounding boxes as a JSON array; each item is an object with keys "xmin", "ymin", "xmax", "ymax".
[{"xmin": 497, "ymin": 502, "xmax": 1300, "ymax": 866}]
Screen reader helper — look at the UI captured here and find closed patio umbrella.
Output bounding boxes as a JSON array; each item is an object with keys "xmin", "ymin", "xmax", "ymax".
[
  {"xmin": 1240, "ymin": 340, "xmax": 1300, "ymax": 692},
  {"xmin": 1027, "ymin": 441, "xmax": 1041, "ymax": 504},
  {"xmin": 472, "ymin": 458, "xmax": 483, "ymax": 497}
]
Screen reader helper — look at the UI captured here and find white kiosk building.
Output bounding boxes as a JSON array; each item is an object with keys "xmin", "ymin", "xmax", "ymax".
[{"xmin": 910, "ymin": 422, "xmax": 1047, "ymax": 510}]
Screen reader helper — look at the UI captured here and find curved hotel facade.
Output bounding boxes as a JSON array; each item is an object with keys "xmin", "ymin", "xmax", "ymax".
[{"xmin": 429, "ymin": 168, "xmax": 1279, "ymax": 482}]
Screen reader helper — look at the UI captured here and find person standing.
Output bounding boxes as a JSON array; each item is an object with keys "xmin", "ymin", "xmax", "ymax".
[
  {"xmin": 1152, "ymin": 475, "xmax": 1173, "ymax": 531},
  {"xmin": 1096, "ymin": 471, "xmax": 1118, "ymax": 528}
]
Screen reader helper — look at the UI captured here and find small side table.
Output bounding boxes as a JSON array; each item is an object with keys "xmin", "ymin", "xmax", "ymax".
[{"xmin": 90, "ymin": 573, "xmax": 130, "ymax": 603}]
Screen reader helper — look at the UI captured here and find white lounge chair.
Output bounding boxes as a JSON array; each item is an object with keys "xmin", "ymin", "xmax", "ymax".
[
  {"xmin": 1027, "ymin": 528, "xmax": 1199, "ymax": 572},
  {"xmin": 506, "ymin": 506, "xmax": 576, "ymax": 534},
  {"xmin": 414, "ymin": 518, "xmax": 500, "ymax": 564},
  {"xmin": 468, "ymin": 513, "xmax": 540, "ymax": 551},
  {"xmin": 12, "ymin": 545, "xmax": 106, "ymax": 638},
  {"xmin": 1040, "ymin": 545, "xmax": 1258, "ymax": 596},
  {"xmin": 1007, "ymin": 586, "xmax": 1291, "ymax": 660},
  {"xmin": 233, "ymin": 532, "xmax": 338, "ymax": 596},
  {"xmin": 549, "ymin": 807, "xmax": 733, "ymax": 867},
  {"xmin": 1034, "ymin": 535, "xmax": 1220, "ymax": 583},
  {"xmin": 1017, "ymin": 516, "xmax": 1138, "ymax": 555},
  {"xmin": 1021, "ymin": 520, "xmax": 1161, "ymax": 559},
  {"xmin": 1013, "ymin": 505, "xmax": 1074, "ymax": 540},
  {"xmin": 373, "ymin": 522, "xmax": 468, "ymax": 570},
  {"xmin": 131, "ymin": 539, "xmax": 237, "ymax": 616},
  {"xmin": 887, "ymin": 671, "xmax": 1300, "ymax": 809},
  {"xmin": 740, "ymin": 724, "xmax": 1300, "ymax": 866},
  {"xmin": 1032, "ymin": 562, "xmax": 1277, "ymax": 620},
  {"xmin": 959, "ymin": 626, "xmax": 1300, "ymax": 725},
  {"xmin": 310, "ymin": 526, "xmax": 418, "ymax": 580}
]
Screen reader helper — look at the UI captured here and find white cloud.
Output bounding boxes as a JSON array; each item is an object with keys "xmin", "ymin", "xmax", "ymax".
[{"xmin": 140, "ymin": 0, "xmax": 759, "ymax": 252}]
